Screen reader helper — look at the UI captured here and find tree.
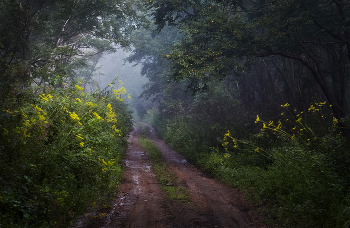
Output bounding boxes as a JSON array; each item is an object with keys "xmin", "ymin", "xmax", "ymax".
[
  {"xmin": 0, "ymin": 0, "xmax": 144, "ymax": 100},
  {"xmin": 146, "ymin": 0, "xmax": 350, "ymax": 119}
]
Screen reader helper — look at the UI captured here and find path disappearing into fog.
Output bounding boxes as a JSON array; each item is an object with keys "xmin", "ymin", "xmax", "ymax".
[{"xmin": 73, "ymin": 121, "xmax": 267, "ymax": 228}]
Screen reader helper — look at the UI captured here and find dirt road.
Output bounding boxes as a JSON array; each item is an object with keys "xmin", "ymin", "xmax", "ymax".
[{"xmin": 73, "ymin": 121, "xmax": 267, "ymax": 228}]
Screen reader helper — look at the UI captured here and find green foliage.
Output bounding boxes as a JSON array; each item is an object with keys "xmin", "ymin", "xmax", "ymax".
[
  {"xmin": 0, "ymin": 82, "xmax": 132, "ymax": 227},
  {"xmin": 146, "ymin": 0, "xmax": 350, "ymax": 119},
  {"xmin": 145, "ymin": 97, "xmax": 350, "ymax": 227},
  {"xmin": 0, "ymin": 0, "xmax": 145, "ymax": 103},
  {"xmin": 205, "ymin": 147, "xmax": 347, "ymax": 227}
]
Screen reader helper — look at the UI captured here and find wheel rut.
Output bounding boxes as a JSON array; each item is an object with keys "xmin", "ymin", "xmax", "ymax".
[{"xmin": 73, "ymin": 121, "xmax": 268, "ymax": 228}]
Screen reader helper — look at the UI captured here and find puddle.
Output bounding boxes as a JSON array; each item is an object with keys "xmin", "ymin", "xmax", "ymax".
[
  {"xmin": 124, "ymin": 160, "xmax": 152, "ymax": 171},
  {"xmin": 142, "ymin": 165, "xmax": 151, "ymax": 172},
  {"xmin": 133, "ymin": 172, "xmax": 139, "ymax": 185}
]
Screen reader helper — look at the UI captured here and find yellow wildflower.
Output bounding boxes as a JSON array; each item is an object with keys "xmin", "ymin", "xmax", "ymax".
[
  {"xmin": 69, "ymin": 112, "xmax": 80, "ymax": 120},
  {"xmin": 39, "ymin": 94, "xmax": 52, "ymax": 102},
  {"xmin": 120, "ymin": 87, "xmax": 127, "ymax": 94},
  {"xmin": 274, "ymin": 120, "xmax": 282, "ymax": 131},
  {"xmin": 79, "ymin": 142, "xmax": 84, "ymax": 147},
  {"xmin": 76, "ymin": 98, "xmax": 82, "ymax": 102},
  {"xmin": 75, "ymin": 85, "xmax": 84, "ymax": 91},
  {"xmin": 76, "ymin": 134, "xmax": 84, "ymax": 140},
  {"xmin": 113, "ymin": 89, "xmax": 119, "ymax": 96},
  {"xmin": 333, "ymin": 117, "xmax": 338, "ymax": 124},
  {"xmin": 38, "ymin": 114, "xmax": 46, "ymax": 121},
  {"xmin": 255, "ymin": 115, "xmax": 260, "ymax": 123},
  {"xmin": 281, "ymin": 103, "xmax": 290, "ymax": 108},
  {"xmin": 34, "ymin": 106, "xmax": 43, "ymax": 112},
  {"xmin": 93, "ymin": 112, "xmax": 103, "ymax": 120},
  {"xmin": 86, "ymin": 102, "xmax": 96, "ymax": 107},
  {"xmin": 112, "ymin": 125, "xmax": 120, "ymax": 133}
]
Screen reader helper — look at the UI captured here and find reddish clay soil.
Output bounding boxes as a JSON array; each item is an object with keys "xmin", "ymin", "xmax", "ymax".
[{"xmin": 73, "ymin": 121, "xmax": 268, "ymax": 228}]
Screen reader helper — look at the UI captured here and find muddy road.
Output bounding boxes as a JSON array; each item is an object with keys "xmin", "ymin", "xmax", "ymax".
[{"xmin": 73, "ymin": 121, "xmax": 268, "ymax": 228}]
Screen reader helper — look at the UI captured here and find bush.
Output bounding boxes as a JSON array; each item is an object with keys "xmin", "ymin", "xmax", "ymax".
[
  {"xmin": 150, "ymin": 99, "xmax": 350, "ymax": 227},
  {"xmin": 0, "ymin": 81, "xmax": 132, "ymax": 227}
]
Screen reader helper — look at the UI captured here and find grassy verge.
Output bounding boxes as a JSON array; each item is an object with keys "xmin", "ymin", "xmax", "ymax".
[{"xmin": 139, "ymin": 136, "xmax": 190, "ymax": 203}]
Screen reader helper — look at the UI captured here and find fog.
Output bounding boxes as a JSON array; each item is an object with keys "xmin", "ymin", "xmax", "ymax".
[
  {"xmin": 93, "ymin": 48, "xmax": 149, "ymax": 118},
  {"xmin": 94, "ymin": 49, "xmax": 147, "ymax": 97}
]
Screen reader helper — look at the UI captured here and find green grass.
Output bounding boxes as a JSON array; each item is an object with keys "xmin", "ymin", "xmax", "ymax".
[{"xmin": 139, "ymin": 137, "xmax": 190, "ymax": 203}]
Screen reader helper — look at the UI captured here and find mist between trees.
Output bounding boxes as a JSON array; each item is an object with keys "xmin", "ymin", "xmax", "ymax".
[{"xmin": 1, "ymin": 0, "xmax": 350, "ymax": 227}]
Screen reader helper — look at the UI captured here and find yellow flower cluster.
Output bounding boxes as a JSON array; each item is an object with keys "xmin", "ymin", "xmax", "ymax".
[
  {"xmin": 333, "ymin": 117, "xmax": 338, "ymax": 124},
  {"xmin": 93, "ymin": 112, "xmax": 103, "ymax": 120},
  {"xmin": 39, "ymin": 94, "xmax": 53, "ymax": 102},
  {"xmin": 222, "ymin": 130, "xmax": 238, "ymax": 149},
  {"xmin": 281, "ymin": 103, "xmax": 290, "ymax": 108},
  {"xmin": 75, "ymin": 84, "xmax": 84, "ymax": 91},
  {"xmin": 255, "ymin": 115, "xmax": 260, "ymax": 123},
  {"xmin": 69, "ymin": 112, "xmax": 80, "ymax": 121},
  {"xmin": 76, "ymin": 134, "xmax": 84, "ymax": 140},
  {"xmin": 106, "ymin": 104, "xmax": 117, "ymax": 123},
  {"xmin": 112, "ymin": 124, "xmax": 121, "ymax": 136},
  {"xmin": 112, "ymin": 86, "xmax": 130, "ymax": 101},
  {"xmin": 308, "ymin": 104, "xmax": 319, "ymax": 112},
  {"xmin": 86, "ymin": 102, "xmax": 96, "ymax": 107},
  {"xmin": 33, "ymin": 105, "xmax": 48, "ymax": 123},
  {"xmin": 99, "ymin": 158, "xmax": 116, "ymax": 172}
]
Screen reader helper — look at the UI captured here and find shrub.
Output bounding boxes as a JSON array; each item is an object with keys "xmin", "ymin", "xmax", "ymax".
[{"xmin": 0, "ymin": 81, "xmax": 132, "ymax": 227}]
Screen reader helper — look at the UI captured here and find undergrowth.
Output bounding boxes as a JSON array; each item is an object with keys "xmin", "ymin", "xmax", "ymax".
[
  {"xmin": 0, "ymin": 80, "xmax": 132, "ymax": 227},
  {"xmin": 147, "ymin": 101, "xmax": 350, "ymax": 227}
]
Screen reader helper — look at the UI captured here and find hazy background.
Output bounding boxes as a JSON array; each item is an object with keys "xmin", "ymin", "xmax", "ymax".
[{"xmin": 93, "ymin": 48, "xmax": 149, "ymax": 119}]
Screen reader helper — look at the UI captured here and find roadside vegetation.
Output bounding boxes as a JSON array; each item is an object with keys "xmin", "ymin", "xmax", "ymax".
[
  {"xmin": 0, "ymin": 80, "xmax": 132, "ymax": 227},
  {"xmin": 139, "ymin": 100, "xmax": 350, "ymax": 227},
  {"xmin": 0, "ymin": 0, "xmax": 142, "ymax": 226}
]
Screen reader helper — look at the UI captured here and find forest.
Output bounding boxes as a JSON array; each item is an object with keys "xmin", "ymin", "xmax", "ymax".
[{"xmin": 1, "ymin": 0, "xmax": 350, "ymax": 227}]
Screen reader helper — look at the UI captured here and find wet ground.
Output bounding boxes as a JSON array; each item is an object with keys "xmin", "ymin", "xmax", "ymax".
[{"xmin": 73, "ymin": 121, "xmax": 268, "ymax": 228}]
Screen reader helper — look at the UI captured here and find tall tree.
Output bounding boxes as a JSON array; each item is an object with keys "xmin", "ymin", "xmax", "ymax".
[
  {"xmin": 146, "ymin": 0, "xmax": 350, "ymax": 119},
  {"xmin": 0, "ymin": 0, "xmax": 144, "ymax": 99}
]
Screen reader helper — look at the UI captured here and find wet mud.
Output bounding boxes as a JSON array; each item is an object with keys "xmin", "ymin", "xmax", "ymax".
[{"xmin": 73, "ymin": 122, "xmax": 268, "ymax": 228}]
